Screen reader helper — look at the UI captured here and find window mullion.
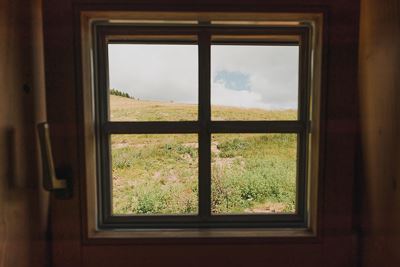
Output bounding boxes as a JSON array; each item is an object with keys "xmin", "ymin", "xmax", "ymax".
[
  {"xmin": 299, "ymin": 29, "xmax": 310, "ymax": 123},
  {"xmin": 198, "ymin": 31, "xmax": 212, "ymax": 220}
]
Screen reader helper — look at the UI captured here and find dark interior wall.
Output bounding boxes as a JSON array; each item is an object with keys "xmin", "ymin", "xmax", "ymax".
[
  {"xmin": 358, "ymin": 0, "xmax": 400, "ymax": 266},
  {"xmin": 42, "ymin": 1, "xmax": 360, "ymax": 266},
  {"xmin": 0, "ymin": 0, "xmax": 49, "ymax": 266}
]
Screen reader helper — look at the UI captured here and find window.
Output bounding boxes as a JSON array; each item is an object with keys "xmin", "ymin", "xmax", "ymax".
[{"xmin": 83, "ymin": 13, "xmax": 322, "ymax": 235}]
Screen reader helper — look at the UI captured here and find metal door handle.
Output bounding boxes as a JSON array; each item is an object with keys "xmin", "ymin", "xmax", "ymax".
[{"xmin": 37, "ymin": 122, "xmax": 67, "ymax": 191}]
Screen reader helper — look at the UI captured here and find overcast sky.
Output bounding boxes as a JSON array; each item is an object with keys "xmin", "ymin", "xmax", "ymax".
[{"xmin": 108, "ymin": 44, "xmax": 299, "ymax": 110}]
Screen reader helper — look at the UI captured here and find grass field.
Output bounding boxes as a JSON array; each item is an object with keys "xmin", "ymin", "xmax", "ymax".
[{"xmin": 110, "ymin": 95, "xmax": 298, "ymax": 215}]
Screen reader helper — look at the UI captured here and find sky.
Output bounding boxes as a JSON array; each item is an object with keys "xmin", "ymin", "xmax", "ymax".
[{"xmin": 108, "ymin": 44, "xmax": 299, "ymax": 110}]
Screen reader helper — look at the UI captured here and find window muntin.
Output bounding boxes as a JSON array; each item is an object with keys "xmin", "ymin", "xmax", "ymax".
[{"xmin": 95, "ymin": 25, "xmax": 310, "ymax": 229}]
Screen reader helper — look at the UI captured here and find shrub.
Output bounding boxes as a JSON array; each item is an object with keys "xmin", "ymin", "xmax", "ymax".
[
  {"xmin": 136, "ymin": 188, "xmax": 168, "ymax": 214},
  {"xmin": 162, "ymin": 143, "xmax": 197, "ymax": 158},
  {"xmin": 110, "ymin": 88, "xmax": 134, "ymax": 99},
  {"xmin": 114, "ymin": 181, "xmax": 198, "ymax": 215},
  {"xmin": 211, "ymin": 157, "xmax": 296, "ymax": 213},
  {"xmin": 217, "ymin": 138, "xmax": 249, "ymax": 158},
  {"xmin": 112, "ymin": 148, "xmax": 134, "ymax": 169}
]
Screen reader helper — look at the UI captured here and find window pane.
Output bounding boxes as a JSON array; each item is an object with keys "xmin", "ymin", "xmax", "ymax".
[
  {"xmin": 111, "ymin": 134, "xmax": 198, "ymax": 215},
  {"xmin": 211, "ymin": 45, "xmax": 299, "ymax": 121},
  {"xmin": 108, "ymin": 44, "xmax": 198, "ymax": 121},
  {"xmin": 211, "ymin": 134, "xmax": 297, "ymax": 214}
]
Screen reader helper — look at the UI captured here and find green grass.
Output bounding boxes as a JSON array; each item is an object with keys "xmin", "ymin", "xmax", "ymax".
[
  {"xmin": 112, "ymin": 134, "xmax": 198, "ymax": 214},
  {"xmin": 110, "ymin": 95, "xmax": 297, "ymax": 215},
  {"xmin": 211, "ymin": 134, "xmax": 296, "ymax": 214}
]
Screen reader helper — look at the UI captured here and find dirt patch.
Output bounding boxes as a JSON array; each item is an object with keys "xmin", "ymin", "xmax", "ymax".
[
  {"xmin": 112, "ymin": 175, "xmax": 124, "ymax": 188},
  {"xmin": 244, "ymin": 202, "xmax": 286, "ymax": 213},
  {"xmin": 155, "ymin": 170, "xmax": 179, "ymax": 183},
  {"xmin": 211, "ymin": 142, "xmax": 219, "ymax": 154},
  {"xmin": 213, "ymin": 156, "xmax": 244, "ymax": 169},
  {"xmin": 112, "ymin": 143, "xmax": 129, "ymax": 149},
  {"xmin": 184, "ymin": 142, "xmax": 198, "ymax": 148}
]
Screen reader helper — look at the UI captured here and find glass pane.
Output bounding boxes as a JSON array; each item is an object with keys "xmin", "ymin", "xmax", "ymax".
[
  {"xmin": 111, "ymin": 134, "xmax": 198, "ymax": 215},
  {"xmin": 108, "ymin": 44, "xmax": 198, "ymax": 121},
  {"xmin": 211, "ymin": 134, "xmax": 297, "ymax": 214},
  {"xmin": 211, "ymin": 45, "xmax": 299, "ymax": 121}
]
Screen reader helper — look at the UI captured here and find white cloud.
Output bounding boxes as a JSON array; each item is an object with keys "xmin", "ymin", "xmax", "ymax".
[
  {"xmin": 212, "ymin": 80, "xmax": 271, "ymax": 109},
  {"xmin": 108, "ymin": 44, "xmax": 198, "ymax": 103},
  {"xmin": 108, "ymin": 44, "xmax": 299, "ymax": 110},
  {"xmin": 211, "ymin": 45, "xmax": 299, "ymax": 109}
]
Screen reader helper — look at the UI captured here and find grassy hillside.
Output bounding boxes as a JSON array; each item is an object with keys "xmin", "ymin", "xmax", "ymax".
[
  {"xmin": 110, "ymin": 95, "xmax": 297, "ymax": 121},
  {"xmin": 110, "ymin": 95, "xmax": 298, "ymax": 215}
]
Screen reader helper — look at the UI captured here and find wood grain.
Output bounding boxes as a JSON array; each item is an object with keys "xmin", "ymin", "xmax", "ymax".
[
  {"xmin": 359, "ymin": 0, "xmax": 400, "ymax": 266},
  {"xmin": 42, "ymin": 1, "xmax": 361, "ymax": 266},
  {"xmin": 0, "ymin": 0, "xmax": 50, "ymax": 266}
]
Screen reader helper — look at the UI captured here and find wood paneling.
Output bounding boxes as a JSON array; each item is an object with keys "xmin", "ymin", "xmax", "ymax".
[
  {"xmin": 83, "ymin": 243, "xmax": 322, "ymax": 267},
  {"xmin": 358, "ymin": 0, "xmax": 400, "ymax": 266},
  {"xmin": 0, "ymin": 0, "xmax": 50, "ymax": 266},
  {"xmin": 42, "ymin": 1, "xmax": 360, "ymax": 266}
]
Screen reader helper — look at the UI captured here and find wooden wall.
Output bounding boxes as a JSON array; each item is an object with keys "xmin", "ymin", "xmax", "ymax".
[
  {"xmin": 6, "ymin": 0, "xmax": 400, "ymax": 266},
  {"xmin": 0, "ymin": 0, "xmax": 50, "ymax": 266},
  {"xmin": 42, "ymin": 1, "xmax": 361, "ymax": 266},
  {"xmin": 358, "ymin": 0, "xmax": 400, "ymax": 266}
]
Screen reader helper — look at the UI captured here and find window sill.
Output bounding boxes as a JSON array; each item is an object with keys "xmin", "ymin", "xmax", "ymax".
[{"xmin": 87, "ymin": 227, "xmax": 316, "ymax": 240}]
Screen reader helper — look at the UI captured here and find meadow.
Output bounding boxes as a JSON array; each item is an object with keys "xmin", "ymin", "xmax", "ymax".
[{"xmin": 110, "ymin": 95, "xmax": 298, "ymax": 215}]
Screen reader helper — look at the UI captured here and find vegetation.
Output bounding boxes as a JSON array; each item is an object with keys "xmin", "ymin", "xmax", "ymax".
[
  {"xmin": 110, "ymin": 88, "xmax": 133, "ymax": 99},
  {"xmin": 211, "ymin": 134, "xmax": 296, "ymax": 214},
  {"xmin": 110, "ymin": 95, "xmax": 297, "ymax": 215}
]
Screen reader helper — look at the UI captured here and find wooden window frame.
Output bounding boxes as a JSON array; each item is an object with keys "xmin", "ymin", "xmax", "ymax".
[{"xmin": 80, "ymin": 12, "xmax": 323, "ymax": 239}]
